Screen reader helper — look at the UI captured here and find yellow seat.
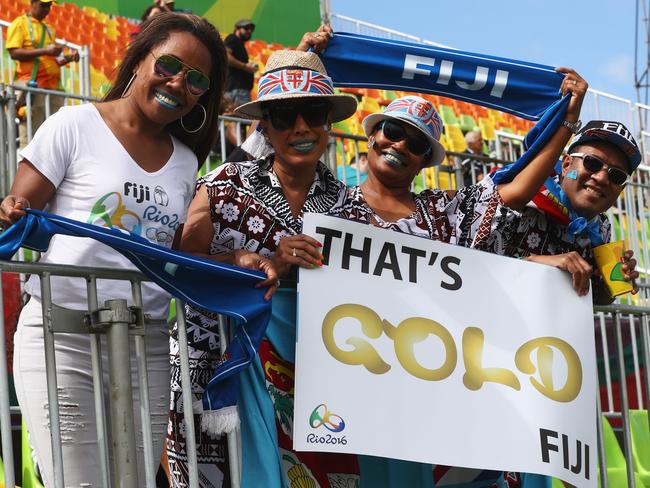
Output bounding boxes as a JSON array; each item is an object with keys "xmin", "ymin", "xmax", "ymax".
[
  {"xmin": 445, "ymin": 125, "xmax": 467, "ymax": 153},
  {"xmin": 478, "ymin": 117, "xmax": 496, "ymax": 141}
]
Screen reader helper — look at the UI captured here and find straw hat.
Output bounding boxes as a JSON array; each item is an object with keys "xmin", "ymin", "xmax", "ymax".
[
  {"xmin": 234, "ymin": 50, "xmax": 357, "ymax": 123},
  {"xmin": 362, "ymin": 96, "xmax": 446, "ymax": 167}
]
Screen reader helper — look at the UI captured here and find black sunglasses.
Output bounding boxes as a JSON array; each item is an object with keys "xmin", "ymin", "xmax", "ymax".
[
  {"xmin": 570, "ymin": 152, "xmax": 629, "ymax": 186},
  {"xmin": 379, "ymin": 120, "xmax": 431, "ymax": 157},
  {"xmin": 263, "ymin": 100, "xmax": 331, "ymax": 131},
  {"xmin": 152, "ymin": 54, "xmax": 210, "ymax": 96}
]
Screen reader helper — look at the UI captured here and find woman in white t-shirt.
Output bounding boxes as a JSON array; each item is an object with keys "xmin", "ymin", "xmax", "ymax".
[{"xmin": 0, "ymin": 12, "xmax": 276, "ymax": 488}]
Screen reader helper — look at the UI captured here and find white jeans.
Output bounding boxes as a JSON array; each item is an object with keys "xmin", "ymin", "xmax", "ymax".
[{"xmin": 13, "ymin": 297, "xmax": 170, "ymax": 487}]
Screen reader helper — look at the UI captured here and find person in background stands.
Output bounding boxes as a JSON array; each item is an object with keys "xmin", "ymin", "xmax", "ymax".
[
  {"xmin": 224, "ymin": 18, "xmax": 258, "ymax": 106},
  {"xmin": 6, "ymin": 0, "xmax": 79, "ymax": 148},
  {"xmin": 461, "ymin": 129, "xmax": 487, "ymax": 186}
]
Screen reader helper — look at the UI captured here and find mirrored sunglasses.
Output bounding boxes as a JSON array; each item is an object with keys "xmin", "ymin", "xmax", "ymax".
[
  {"xmin": 379, "ymin": 120, "xmax": 431, "ymax": 157},
  {"xmin": 569, "ymin": 152, "xmax": 629, "ymax": 186},
  {"xmin": 152, "ymin": 54, "xmax": 210, "ymax": 96},
  {"xmin": 263, "ymin": 100, "xmax": 331, "ymax": 131}
]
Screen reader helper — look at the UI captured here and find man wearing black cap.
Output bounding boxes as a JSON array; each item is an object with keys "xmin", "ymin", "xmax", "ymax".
[
  {"xmin": 224, "ymin": 18, "xmax": 258, "ymax": 106},
  {"xmin": 482, "ymin": 119, "xmax": 641, "ymax": 305}
]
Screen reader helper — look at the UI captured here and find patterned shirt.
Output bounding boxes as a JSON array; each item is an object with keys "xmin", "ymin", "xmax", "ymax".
[
  {"xmin": 476, "ymin": 203, "xmax": 611, "ymax": 266},
  {"xmin": 328, "ymin": 175, "xmax": 506, "ymax": 248},
  {"xmin": 202, "ymin": 156, "xmax": 345, "ymax": 259}
]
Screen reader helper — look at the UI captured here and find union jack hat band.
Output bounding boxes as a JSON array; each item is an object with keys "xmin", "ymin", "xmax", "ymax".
[
  {"xmin": 234, "ymin": 50, "xmax": 357, "ymax": 123},
  {"xmin": 257, "ymin": 68, "xmax": 335, "ymax": 97},
  {"xmin": 362, "ymin": 96, "xmax": 446, "ymax": 167}
]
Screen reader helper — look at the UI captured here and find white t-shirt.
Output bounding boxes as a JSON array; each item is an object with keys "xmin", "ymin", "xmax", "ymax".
[{"xmin": 21, "ymin": 103, "xmax": 198, "ymax": 318}]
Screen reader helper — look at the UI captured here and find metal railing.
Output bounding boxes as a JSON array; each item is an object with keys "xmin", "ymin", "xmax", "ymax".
[
  {"xmin": 0, "ymin": 83, "xmax": 95, "ymax": 196},
  {"xmin": 594, "ymin": 296, "xmax": 650, "ymax": 488},
  {"xmin": 0, "ymin": 260, "xmax": 204, "ymax": 488}
]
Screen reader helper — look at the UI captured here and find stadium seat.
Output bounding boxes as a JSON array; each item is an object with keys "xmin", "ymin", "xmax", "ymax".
[
  {"xmin": 478, "ymin": 117, "xmax": 496, "ymax": 141},
  {"xmin": 601, "ymin": 415, "xmax": 645, "ymax": 487},
  {"xmin": 445, "ymin": 125, "xmax": 467, "ymax": 152},
  {"xmin": 630, "ymin": 410, "xmax": 650, "ymax": 487},
  {"xmin": 439, "ymin": 104, "xmax": 458, "ymax": 126},
  {"xmin": 459, "ymin": 114, "xmax": 478, "ymax": 133},
  {"xmin": 22, "ymin": 419, "xmax": 44, "ymax": 488}
]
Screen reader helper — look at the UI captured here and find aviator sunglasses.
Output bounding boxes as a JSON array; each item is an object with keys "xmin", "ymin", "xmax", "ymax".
[
  {"xmin": 263, "ymin": 100, "xmax": 331, "ymax": 131},
  {"xmin": 379, "ymin": 120, "xmax": 431, "ymax": 157},
  {"xmin": 152, "ymin": 54, "xmax": 210, "ymax": 96},
  {"xmin": 569, "ymin": 152, "xmax": 629, "ymax": 186}
]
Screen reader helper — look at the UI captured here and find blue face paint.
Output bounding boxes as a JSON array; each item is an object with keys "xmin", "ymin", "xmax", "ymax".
[{"xmin": 566, "ymin": 169, "xmax": 578, "ymax": 180}]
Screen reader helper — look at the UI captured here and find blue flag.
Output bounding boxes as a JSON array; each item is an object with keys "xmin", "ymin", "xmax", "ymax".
[
  {"xmin": 0, "ymin": 209, "xmax": 272, "ymax": 428},
  {"xmin": 321, "ymin": 32, "xmax": 564, "ymax": 120}
]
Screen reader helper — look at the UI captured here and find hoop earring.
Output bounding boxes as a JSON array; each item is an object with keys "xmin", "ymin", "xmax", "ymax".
[
  {"xmin": 181, "ymin": 103, "xmax": 207, "ymax": 134},
  {"xmin": 121, "ymin": 73, "xmax": 136, "ymax": 98}
]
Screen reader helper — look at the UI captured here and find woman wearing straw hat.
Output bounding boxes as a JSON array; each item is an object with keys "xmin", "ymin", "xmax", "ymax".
[{"xmin": 165, "ymin": 49, "xmax": 362, "ymax": 487}]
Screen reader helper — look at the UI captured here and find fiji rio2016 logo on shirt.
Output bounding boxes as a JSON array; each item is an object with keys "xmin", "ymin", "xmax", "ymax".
[{"xmin": 306, "ymin": 403, "xmax": 348, "ymax": 446}]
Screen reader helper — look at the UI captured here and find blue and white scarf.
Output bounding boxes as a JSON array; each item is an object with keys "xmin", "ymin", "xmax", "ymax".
[
  {"xmin": 321, "ymin": 32, "xmax": 564, "ymax": 120},
  {"xmin": 0, "ymin": 209, "xmax": 272, "ymax": 432},
  {"xmin": 321, "ymin": 31, "xmax": 571, "ymax": 188}
]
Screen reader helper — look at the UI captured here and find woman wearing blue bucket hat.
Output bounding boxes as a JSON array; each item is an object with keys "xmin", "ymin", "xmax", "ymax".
[
  {"xmin": 328, "ymin": 80, "xmax": 588, "ymax": 487},
  {"xmin": 331, "ymin": 73, "xmax": 585, "ymax": 251}
]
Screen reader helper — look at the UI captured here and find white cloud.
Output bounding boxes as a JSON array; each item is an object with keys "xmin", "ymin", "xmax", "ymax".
[{"xmin": 599, "ymin": 54, "xmax": 634, "ymax": 85}]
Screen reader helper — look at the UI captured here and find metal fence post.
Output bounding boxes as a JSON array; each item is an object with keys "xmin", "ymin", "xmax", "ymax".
[
  {"xmin": 40, "ymin": 272, "xmax": 65, "ymax": 488},
  {"xmin": 219, "ymin": 315, "xmax": 241, "ymax": 488},
  {"xmin": 105, "ymin": 299, "xmax": 139, "ymax": 488},
  {"xmin": 5, "ymin": 85, "xmax": 17, "ymax": 190},
  {"xmin": 614, "ymin": 313, "xmax": 636, "ymax": 488},
  {"xmin": 131, "ymin": 281, "xmax": 157, "ymax": 488},
  {"xmin": 596, "ymin": 388, "xmax": 608, "ymax": 488},
  {"xmin": 86, "ymin": 276, "xmax": 112, "ymax": 488},
  {"xmin": 0, "ymin": 85, "xmax": 7, "ymax": 197},
  {"xmin": 175, "ymin": 300, "xmax": 199, "ymax": 488},
  {"xmin": 0, "ymin": 274, "xmax": 16, "ymax": 488}
]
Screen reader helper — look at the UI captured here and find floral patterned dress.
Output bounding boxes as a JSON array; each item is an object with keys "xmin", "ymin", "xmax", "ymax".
[
  {"xmin": 476, "ymin": 203, "xmax": 611, "ymax": 263},
  {"xmin": 328, "ymin": 176, "xmax": 506, "ymax": 248},
  {"xmin": 166, "ymin": 156, "xmax": 361, "ymax": 488}
]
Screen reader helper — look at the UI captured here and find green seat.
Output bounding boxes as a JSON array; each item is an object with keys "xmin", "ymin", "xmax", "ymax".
[
  {"xmin": 383, "ymin": 90, "xmax": 398, "ymax": 102},
  {"xmin": 458, "ymin": 114, "xmax": 478, "ymax": 133},
  {"xmin": 168, "ymin": 298, "xmax": 177, "ymax": 323},
  {"xmin": 439, "ymin": 104, "xmax": 458, "ymax": 125},
  {"xmin": 601, "ymin": 415, "xmax": 645, "ymax": 487},
  {"xmin": 630, "ymin": 410, "xmax": 650, "ymax": 487},
  {"xmin": 22, "ymin": 419, "xmax": 44, "ymax": 488}
]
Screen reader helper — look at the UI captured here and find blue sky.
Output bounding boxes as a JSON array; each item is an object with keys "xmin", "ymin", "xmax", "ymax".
[{"xmin": 330, "ymin": 0, "xmax": 638, "ymax": 104}]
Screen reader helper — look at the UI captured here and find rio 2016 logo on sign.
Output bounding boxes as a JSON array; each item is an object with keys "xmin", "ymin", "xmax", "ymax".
[{"xmin": 307, "ymin": 404, "xmax": 348, "ymax": 446}]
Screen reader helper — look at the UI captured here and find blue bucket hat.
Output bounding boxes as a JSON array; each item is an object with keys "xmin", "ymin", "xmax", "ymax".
[{"xmin": 362, "ymin": 96, "xmax": 446, "ymax": 167}]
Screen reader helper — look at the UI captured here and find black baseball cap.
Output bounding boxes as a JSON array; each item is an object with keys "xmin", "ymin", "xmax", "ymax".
[
  {"xmin": 235, "ymin": 19, "xmax": 255, "ymax": 29},
  {"xmin": 568, "ymin": 120, "xmax": 642, "ymax": 173}
]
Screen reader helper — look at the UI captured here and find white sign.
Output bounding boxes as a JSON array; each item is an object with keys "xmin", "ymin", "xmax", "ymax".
[{"xmin": 295, "ymin": 214, "xmax": 597, "ymax": 487}]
